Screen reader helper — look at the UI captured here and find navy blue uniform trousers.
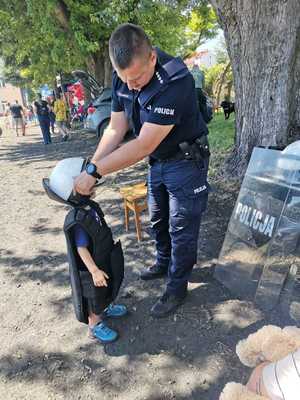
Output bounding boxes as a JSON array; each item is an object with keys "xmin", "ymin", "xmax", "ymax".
[
  {"xmin": 148, "ymin": 158, "xmax": 208, "ymax": 298},
  {"xmin": 38, "ymin": 116, "xmax": 52, "ymax": 144}
]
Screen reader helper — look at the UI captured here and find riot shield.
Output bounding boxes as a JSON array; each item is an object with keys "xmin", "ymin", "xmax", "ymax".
[{"xmin": 214, "ymin": 147, "xmax": 300, "ymax": 319}]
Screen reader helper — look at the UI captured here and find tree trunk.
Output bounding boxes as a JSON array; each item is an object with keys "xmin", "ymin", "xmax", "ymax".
[
  {"xmin": 210, "ymin": 0, "xmax": 300, "ymax": 175},
  {"xmin": 54, "ymin": 1, "xmax": 112, "ymax": 87},
  {"xmin": 86, "ymin": 46, "xmax": 113, "ymax": 87},
  {"xmin": 104, "ymin": 45, "xmax": 113, "ymax": 87},
  {"xmin": 224, "ymin": 79, "xmax": 233, "ymax": 102},
  {"xmin": 215, "ymin": 61, "xmax": 231, "ymax": 107}
]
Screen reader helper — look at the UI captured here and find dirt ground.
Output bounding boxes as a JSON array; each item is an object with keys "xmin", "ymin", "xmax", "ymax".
[{"xmin": 0, "ymin": 123, "xmax": 284, "ymax": 400}]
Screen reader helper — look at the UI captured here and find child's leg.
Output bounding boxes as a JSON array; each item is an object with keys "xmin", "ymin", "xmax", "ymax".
[
  {"xmin": 87, "ymin": 299, "xmax": 118, "ymax": 343},
  {"xmin": 88, "ymin": 310, "xmax": 103, "ymax": 339},
  {"xmin": 88, "ymin": 311, "xmax": 102, "ymax": 330},
  {"xmin": 87, "ymin": 299, "xmax": 102, "ymax": 335}
]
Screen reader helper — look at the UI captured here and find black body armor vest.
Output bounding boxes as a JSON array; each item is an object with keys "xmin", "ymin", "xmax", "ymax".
[{"xmin": 63, "ymin": 200, "xmax": 124, "ymax": 324}]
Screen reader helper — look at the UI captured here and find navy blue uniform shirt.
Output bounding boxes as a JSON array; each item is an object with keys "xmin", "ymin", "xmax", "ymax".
[{"xmin": 111, "ymin": 48, "xmax": 208, "ymax": 160}]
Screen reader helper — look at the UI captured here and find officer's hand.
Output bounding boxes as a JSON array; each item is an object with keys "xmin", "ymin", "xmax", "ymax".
[
  {"xmin": 74, "ymin": 171, "xmax": 96, "ymax": 195},
  {"xmin": 92, "ymin": 269, "xmax": 109, "ymax": 287}
]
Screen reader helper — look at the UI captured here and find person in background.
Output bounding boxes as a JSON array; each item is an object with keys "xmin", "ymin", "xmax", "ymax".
[
  {"xmin": 190, "ymin": 62, "xmax": 205, "ymax": 89},
  {"xmin": 9, "ymin": 100, "xmax": 26, "ymax": 136},
  {"xmin": 190, "ymin": 62, "xmax": 211, "ymax": 123},
  {"xmin": 34, "ymin": 93, "xmax": 52, "ymax": 145},
  {"xmin": 26, "ymin": 105, "xmax": 34, "ymax": 124},
  {"xmin": 48, "ymin": 95, "xmax": 56, "ymax": 135},
  {"xmin": 53, "ymin": 92, "xmax": 69, "ymax": 141},
  {"xmin": 77, "ymin": 103, "xmax": 85, "ymax": 122},
  {"xmin": 4, "ymin": 102, "xmax": 12, "ymax": 130}
]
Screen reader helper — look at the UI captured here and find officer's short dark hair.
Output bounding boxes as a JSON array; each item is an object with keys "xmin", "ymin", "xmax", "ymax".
[{"xmin": 109, "ymin": 23, "xmax": 152, "ymax": 70}]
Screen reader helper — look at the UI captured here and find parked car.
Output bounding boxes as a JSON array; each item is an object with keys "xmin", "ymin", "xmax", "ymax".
[{"xmin": 72, "ymin": 70, "xmax": 112, "ymax": 139}]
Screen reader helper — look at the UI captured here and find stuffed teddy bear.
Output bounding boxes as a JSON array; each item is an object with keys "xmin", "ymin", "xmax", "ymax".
[{"xmin": 219, "ymin": 325, "xmax": 300, "ymax": 399}]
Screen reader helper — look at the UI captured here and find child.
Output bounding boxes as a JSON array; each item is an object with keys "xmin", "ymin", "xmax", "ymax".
[
  {"xmin": 73, "ymin": 206, "xmax": 127, "ymax": 342},
  {"xmin": 43, "ymin": 157, "xmax": 126, "ymax": 343}
]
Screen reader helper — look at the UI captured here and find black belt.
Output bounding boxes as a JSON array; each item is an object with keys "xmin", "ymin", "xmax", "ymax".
[{"xmin": 149, "ymin": 151, "xmax": 185, "ymax": 165}]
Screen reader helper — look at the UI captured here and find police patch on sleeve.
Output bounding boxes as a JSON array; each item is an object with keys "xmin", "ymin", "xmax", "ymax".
[
  {"xmin": 153, "ymin": 107, "xmax": 175, "ymax": 116},
  {"xmin": 145, "ymin": 75, "xmax": 190, "ymax": 125}
]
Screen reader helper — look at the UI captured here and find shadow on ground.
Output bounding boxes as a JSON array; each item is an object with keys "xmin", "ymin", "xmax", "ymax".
[{"xmin": 0, "ymin": 127, "xmax": 289, "ymax": 399}]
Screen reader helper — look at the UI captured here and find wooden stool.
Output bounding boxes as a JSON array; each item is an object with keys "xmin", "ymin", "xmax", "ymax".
[{"xmin": 119, "ymin": 182, "xmax": 148, "ymax": 242}]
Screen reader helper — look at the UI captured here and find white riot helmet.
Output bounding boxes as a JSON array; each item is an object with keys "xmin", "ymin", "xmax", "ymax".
[
  {"xmin": 278, "ymin": 140, "xmax": 300, "ymax": 171},
  {"xmin": 282, "ymin": 140, "xmax": 300, "ymax": 156},
  {"xmin": 43, "ymin": 157, "xmax": 90, "ymax": 205}
]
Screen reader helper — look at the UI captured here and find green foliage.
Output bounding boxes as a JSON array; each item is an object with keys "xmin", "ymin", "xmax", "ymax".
[
  {"xmin": 204, "ymin": 63, "xmax": 225, "ymax": 95},
  {"xmin": 0, "ymin": 0, "xmax": 219, "ymax": 88},
  {"xmin": 202, "ymin": 59, "xmax": 233, "ymax": 104},
  {"xmin": 215, "ymin": 45, "xmax": 228, "ymax": 64},
  {"xmin": 0, "ymin": 1, "xmax": 82, "ymax": 87},
  {"xmin": 185, "ymin": 4, "xmax": 218, "ymax": 54},
  {"xmin": 209, "ymin": 111, "xmax": 235, "ymax": 151},
  {"xmin": 208, "ymin": 111, "xmax": 235, "ymax": 177}
]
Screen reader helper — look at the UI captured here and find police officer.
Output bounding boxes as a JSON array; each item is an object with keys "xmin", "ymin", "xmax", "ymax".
[{"xmin": 74, "ymin": 23, "xmax": 209, "ymax": 318}]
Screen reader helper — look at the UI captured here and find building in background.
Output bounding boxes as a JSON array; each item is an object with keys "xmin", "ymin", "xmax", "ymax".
[
  {"xmin": 0, "ymin": 59, "xmax": 27, "ymax": 115},
  {"xmin": 185, "ymin": 30, "xmax": 226, "ymax": 69},
  {"xmin": 185, "ymin": 49, "xmax": 217, "ymax": 69}
]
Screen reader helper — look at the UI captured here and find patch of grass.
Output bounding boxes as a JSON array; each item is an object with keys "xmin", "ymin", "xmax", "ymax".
[
  {"xmin": 208, "ymin": 112, "xmax": 235, "ymax": 151},
  {"xmin": 207, "ymin": 112, "xmax": 235, "ymax": 178}
]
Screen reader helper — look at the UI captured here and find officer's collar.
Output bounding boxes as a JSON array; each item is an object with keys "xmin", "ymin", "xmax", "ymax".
[
  {"xmin": 129, "ymin": 59, "xmax": 165, "ymax": 96},
  {"xmin": 137, "ymin": 63, "xmax": 168, "ymax": 107}
]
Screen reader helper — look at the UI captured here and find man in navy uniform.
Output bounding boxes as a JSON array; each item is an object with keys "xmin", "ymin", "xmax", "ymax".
[{"xmin": 75, "ymin": 23, "xmax": 209, "ymax": 318}]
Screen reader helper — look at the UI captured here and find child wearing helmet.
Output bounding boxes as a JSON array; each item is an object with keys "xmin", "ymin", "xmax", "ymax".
[
  {"xmin": 73, "ymin": 204, "xmax": 127, "ymax": 343},
  {"xmin": 43, "ymin": 157, "xmax": 127, "ymax": 343}
]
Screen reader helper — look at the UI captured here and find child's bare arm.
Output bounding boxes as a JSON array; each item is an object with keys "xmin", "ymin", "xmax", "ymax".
[{"xmin": 77, "ymin": 246, "xmax": 109, "ymax": 287}]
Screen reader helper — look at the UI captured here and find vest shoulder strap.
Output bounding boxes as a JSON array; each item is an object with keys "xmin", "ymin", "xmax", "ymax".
[
  {"xmin": 138, "ymin": 57, "xmax": 190, "ymax": 108},
  {"xmin": 63, "ymin": 201, "xmax": 106, "ymax": 232},
  {"xmin": 86, "ymin": 200, "xmax": 105, "ymax": 223},
  {"xmin": 63, "ymin": 208, "xmax": 77, "ymax": 231},
  {"xmin": 162, "ymin": 57, "xmax": 189, "ymax": 81}
]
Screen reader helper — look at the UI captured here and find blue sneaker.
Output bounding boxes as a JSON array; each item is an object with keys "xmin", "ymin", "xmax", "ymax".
[
  {"xmin": 92, "ymin": 322, "xmax": 118, "ymax": 343},
  {"xmin": 103, "ymin": 304, "xmax": 128, "ymax": 318}
]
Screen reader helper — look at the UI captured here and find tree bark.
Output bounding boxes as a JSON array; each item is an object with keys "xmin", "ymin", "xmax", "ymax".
[
  {"xmin": 215, "ymin": 61, "xmax": 231, "ymax": 107},
  {"xmin": 210, "ymin": 0, "xmax": 300, "ymax": 174},
  {"xmin": 53, "ymin": 1, "xmax": 111, "ymax": 87},
  {"xmin": 53, "ymin": 0, "xmax": 70, "ymax": 31},
  {"xmin": 85, "ymin": 46, "xmax": 113, "ymax": 87},
  {"xmin": 86, "ymin": 51, "xmax": 104, "ymax": 85},
  {"xmin": 104, "ymin": 45, "xmax": 113, "ymax": 87},
  {"xmin": 224, "ymin": 79, "xmax": 233, "ymax": 102}
]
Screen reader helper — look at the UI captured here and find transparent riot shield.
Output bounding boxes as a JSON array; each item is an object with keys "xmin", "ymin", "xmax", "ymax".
[{"xmin": 214, "ymin": 147, "xmax": 300, "ymax": 319}]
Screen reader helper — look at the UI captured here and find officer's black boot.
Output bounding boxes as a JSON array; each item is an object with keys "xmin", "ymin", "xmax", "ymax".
[
  {"xmin": 150, "ymin": 292, "xmax": 186, "ymax": 318},
  {"xmin": 140, "ymin": 264, "xmax": 168, "ymax": 281}
]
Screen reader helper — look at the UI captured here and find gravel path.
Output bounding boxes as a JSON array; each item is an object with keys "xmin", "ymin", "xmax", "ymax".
[{"xmin": 0, "ymin": 124, "xmax": 272, "ymax": 400}]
